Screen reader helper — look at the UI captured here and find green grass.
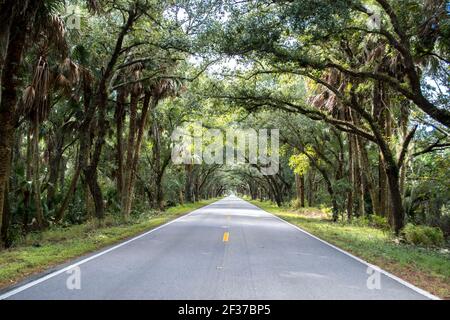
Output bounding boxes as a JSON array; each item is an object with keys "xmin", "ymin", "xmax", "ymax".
[
  {"xmin": 0, "ymin": 198, "xmax": 218, "ymax": 289},
  {"xmin": 250, "ymin": 200, "xmax": 450, "ymax": 299}
]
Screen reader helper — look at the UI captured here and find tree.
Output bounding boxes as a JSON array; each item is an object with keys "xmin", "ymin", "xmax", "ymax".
[{"xmin": 199, "ymin": 0, "xmax": 449, "ymax": 233}]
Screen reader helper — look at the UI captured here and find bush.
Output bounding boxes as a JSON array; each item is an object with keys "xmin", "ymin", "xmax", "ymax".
[
  {"xmin": 426, "ymin": 212, "xmax": 450, "ymax": 239},
  {"xmin": 370, "ymin": 215, "xmax": 390, "ymax": 230},
  {"xmin": 403, "ymin": 223, "xmax": 444, "ymax": 247},
  {"xmin": 348, "ymin": 216, "xmax": 370, "ymax": 227},
  {"xmin": 346, "ymin": 215, "xmax": 390, "ymax": 231},
  {"xmin": 290, "ymin": 198, "xmax": 303, "ymax": 209},
  {"xmin": 319, "ymin": 205, "xmax": 333, "ymax": 216},
  {"xmin": 437, "ymin": 215, "xmax": 450, "ymax": 239}
]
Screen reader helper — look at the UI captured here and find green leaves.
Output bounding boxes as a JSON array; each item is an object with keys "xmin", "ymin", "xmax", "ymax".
[{"xmin": 289, "ymin": 153, "xmax": 311, "ymax": 176}]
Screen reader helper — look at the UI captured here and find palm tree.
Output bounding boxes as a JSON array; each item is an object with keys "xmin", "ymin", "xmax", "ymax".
[
  {"xmin": 122, "ymin": 76, "xmax": 183, "ymax": 217},
  {"xmin": 0, "ymin": 0, "xmax": 98, "ymax": 235},
  {"xmin": 0, "ymin": 0, "xmax": 73, "ymax": 236}
]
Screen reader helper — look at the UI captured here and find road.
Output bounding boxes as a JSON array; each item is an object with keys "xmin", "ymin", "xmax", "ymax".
[{"xmin": 0, "ymin": 196, "xmax": 436, "ymax": 300}]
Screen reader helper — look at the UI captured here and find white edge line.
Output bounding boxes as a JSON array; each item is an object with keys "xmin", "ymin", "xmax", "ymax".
[
  {"xmin": 246, "ymin": 200, "xmax": 441, "ymax": 301},
  {"xmin": 0, "ymin": 201, "xmax": 218, "ymax": 300}
]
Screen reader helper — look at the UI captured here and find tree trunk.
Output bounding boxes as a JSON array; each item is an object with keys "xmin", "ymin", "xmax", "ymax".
[
  {"xmin": 399, "ymin": 101, "xmax": 410, "ymax": 198},
  {"xmin": 369, "ymin": 82, "xmax": 406, "ymax": 233},
  {"xmin": 194, "ymin": 179, "xmax": 200, "ymax": 203},
  {"xmin": 376, "ymin": 131, "xmax": 406, "ymax": 234},
  {"xmin": 23, "ymin": 128, "xmax": 33, "ymax": 232},
  {"xmin": 115, "ymin": 90, "xmax": 126, "ymax": 198},
  {"xmin": 179, "ymin": 189, "xmax": 184, "ymax": 205},
  {"xmin": 354, "ymin": 137, "xmax": 366, "ymax": 217},
  {"xmin": 85, "ymin": 167, "xmax": 104, "ymax": 220},
  {"xmin": 358, "ymin": 137, "xmax": 379, "ymax": 215},
  {"xmin": 307, "ymin": 170, "xmax": 315, "ymax": 207},
  {"xmin": 84, "ymin": 111, "xmax": 106, "ymax": 220},
  {"xmin": 123, "ymin": 93, "xmax": 151, "ymax": 216},
  {"xmin": 0, "ymin": 2, "xmax": 14, "ymax": 87},
  {"xmin": 47, "ymin": 136, "xmax": 63, "ymax": 212},
  {"xmin": 85, "ymin": 177, "xmax": 94, "ymax": 220},
  {"xmin": 0, "ymin": 0, "xmax": 43, "ymax": 247},
  {"xmin": 1, "ymin": 163, "xmax": 11, "ymax": 247},
  {"xmin": 347, "ymin": 134, "xmax": 354, "ymax": 220},
  {"xmin": 384, "ymin": 160, "xmax": 405, "ymax": 234},
  {"xmin": 385, "ymin": 105, "xmax": 394, "ymax": 225},
  {"xmin": 0, "ymin": 120, "xmax": 14, "ymax": 240},
  {"xmin": 185, "ymin": 164, "xmax": 194, "ymax": 203},
  {"xmin": 325, "ymin": 175, "xmax": 339, "ymax": 222},
  {"xmin": 55, "ymin": 164, "xmax": 81, "ymax": 222},
  {"xmin": 122, "ymin": 93, "xmax": 139, "ymax": 217},
  {"xmin": 82, "ymin": 10, "xmax": 137, "ymax": 220},
  {"xmin": 265, "ymin": 174, "xmax": 283, "ymax": 206},
  {"xmin": 295, "ymin": 174, "xmax": 305, "ymax": 207},
  {"xmin": 32, "ymin": 120, "xmax": 45, "ymax": 228},
  {"xmin": 59, "ymin": 72, "xmax": 94, "ymax": 222},
  {"xmin": 156, "ymin": 174, "xmax": 164, "ymax": 210},
  {"xmin": 312, "ymin": 163, "xmax": 338, "ymax": 220},
  {"xmin": 128, "ymin": 94, "xmax": 152, "ymax": 212}
]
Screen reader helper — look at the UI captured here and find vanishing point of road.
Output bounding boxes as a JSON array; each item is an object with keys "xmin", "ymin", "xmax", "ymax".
[{"xmin": 0, "ymin": 196, "xmax": 437, "ymax": 300}]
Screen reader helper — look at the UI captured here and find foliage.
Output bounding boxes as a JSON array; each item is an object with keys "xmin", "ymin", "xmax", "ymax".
[
  {"xmin": 403, "ymin": 224, "xmax": 445, "ymax": 247},
  {"xmin": 0, "ymin": 0, "xmax": 449, "ymax": 297},
  {"xmin": 347, "ymin": 215, "xmax": 390, "ymax": 231},
  {"xmin": 370, "ymin": 215, "xmax": 390, "ymax": 231},
  {"xmin": 290, "ymin": 198, "xmax": 303, "ymax": 210},
  {"xmin": 288, "ymin": 153, "xmax": 310, "ymax": 176}
]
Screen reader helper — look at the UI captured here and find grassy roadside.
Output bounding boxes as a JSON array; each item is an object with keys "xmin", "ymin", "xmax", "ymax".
[
  {"xmin": 250, "ymin": 200, "xmax": 450, "ymax": 299},
  {"xmin": 0, "ymin": 199, "xmax": 219, "ymax": 290}
]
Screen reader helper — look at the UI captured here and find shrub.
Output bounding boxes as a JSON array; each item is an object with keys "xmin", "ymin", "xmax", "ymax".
[
  {"xmin": 348, "ymin": 216, "xmax": 370, "ymax": 227},
  {"xmin": 346, "ymin": 215, "xmax": 390, "ymax": 231},
  {"xmin": 290, "ymin": 198, "xmax": 303, "ymax": 209},
  {"xmin": 437, "ymin": 215, "xmax": 450, "ymax": 239},
  {"xmin": 426, "ymin": 212, "xmax": 450, "ymax": 239},
  {"xmin": 370, "ymin": 215, "xmax": 390, "ymax": 230},
  {"xmin": 403, "ymin": 223, "xmax": 444, "ymax": 247},
  {"xmin": 319, "ymin": 205, "xmax": 332, "ymax": 216}
]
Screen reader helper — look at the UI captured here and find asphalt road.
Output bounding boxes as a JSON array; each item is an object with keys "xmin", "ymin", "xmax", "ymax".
[{"xmin": 0, "ymin": 196, "xmax": 435, "ymax": 300}]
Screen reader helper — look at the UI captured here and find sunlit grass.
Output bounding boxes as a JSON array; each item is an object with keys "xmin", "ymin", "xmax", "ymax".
[
  {"xmin": 0, "ymin": 198, "xmax": 218, "ymax": 289},
  {"xmin": 251, "ymin": 200, "xmax": 450, "ymax": 299}
]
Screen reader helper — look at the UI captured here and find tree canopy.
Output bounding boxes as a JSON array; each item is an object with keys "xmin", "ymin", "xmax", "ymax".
[{"xmin": 0, "ymin": 0, "xmax": 448, "ymax": 248}]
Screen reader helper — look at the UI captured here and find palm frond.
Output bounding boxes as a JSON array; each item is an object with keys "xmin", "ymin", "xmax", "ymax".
[
  {"xmin": 61, "ymin": 58, "xmax": 80, "ymax": 84},
  {"xmin": 72, "ymin": 44, "xmax": 90, "ymax": 65},
  {"xmin": 45, "ymin": 14, "xmax": 69, "ymax": 58},
  {"xmin": 35, "ymin": 56, "xmax": 51, "ymax": 120},
  {"xmin": 21, "ymin": 86, "xmax": 36, "ymax": 116}
]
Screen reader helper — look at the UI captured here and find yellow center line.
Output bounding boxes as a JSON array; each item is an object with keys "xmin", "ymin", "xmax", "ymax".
[{"xmin": 223, "ymin": 232, "xmax": 229, "ymax": 242}]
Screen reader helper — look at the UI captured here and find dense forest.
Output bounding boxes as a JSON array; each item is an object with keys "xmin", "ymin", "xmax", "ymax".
[{"xmin": 0, "ymin": 0, "xmax": 449, "ymax": 251}]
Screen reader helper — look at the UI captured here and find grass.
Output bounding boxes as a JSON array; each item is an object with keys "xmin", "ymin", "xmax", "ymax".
[
  {"xmin": 250, "ymin": 199, "xmax": 450, "ymax": 299},
  {"xmin": 0, "ymin": 198, "xmax": 219, "ymax": 290}
]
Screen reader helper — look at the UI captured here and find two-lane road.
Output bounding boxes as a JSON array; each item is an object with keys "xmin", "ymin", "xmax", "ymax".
[{"xmin": 0, "ymin": 196, "xmax": 436, "ymax": 300}]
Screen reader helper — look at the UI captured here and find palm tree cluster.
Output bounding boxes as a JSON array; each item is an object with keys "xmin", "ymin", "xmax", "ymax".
[{"xmin": 0, "ymin": 0, "xmax": 226, "ymax": 247}]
